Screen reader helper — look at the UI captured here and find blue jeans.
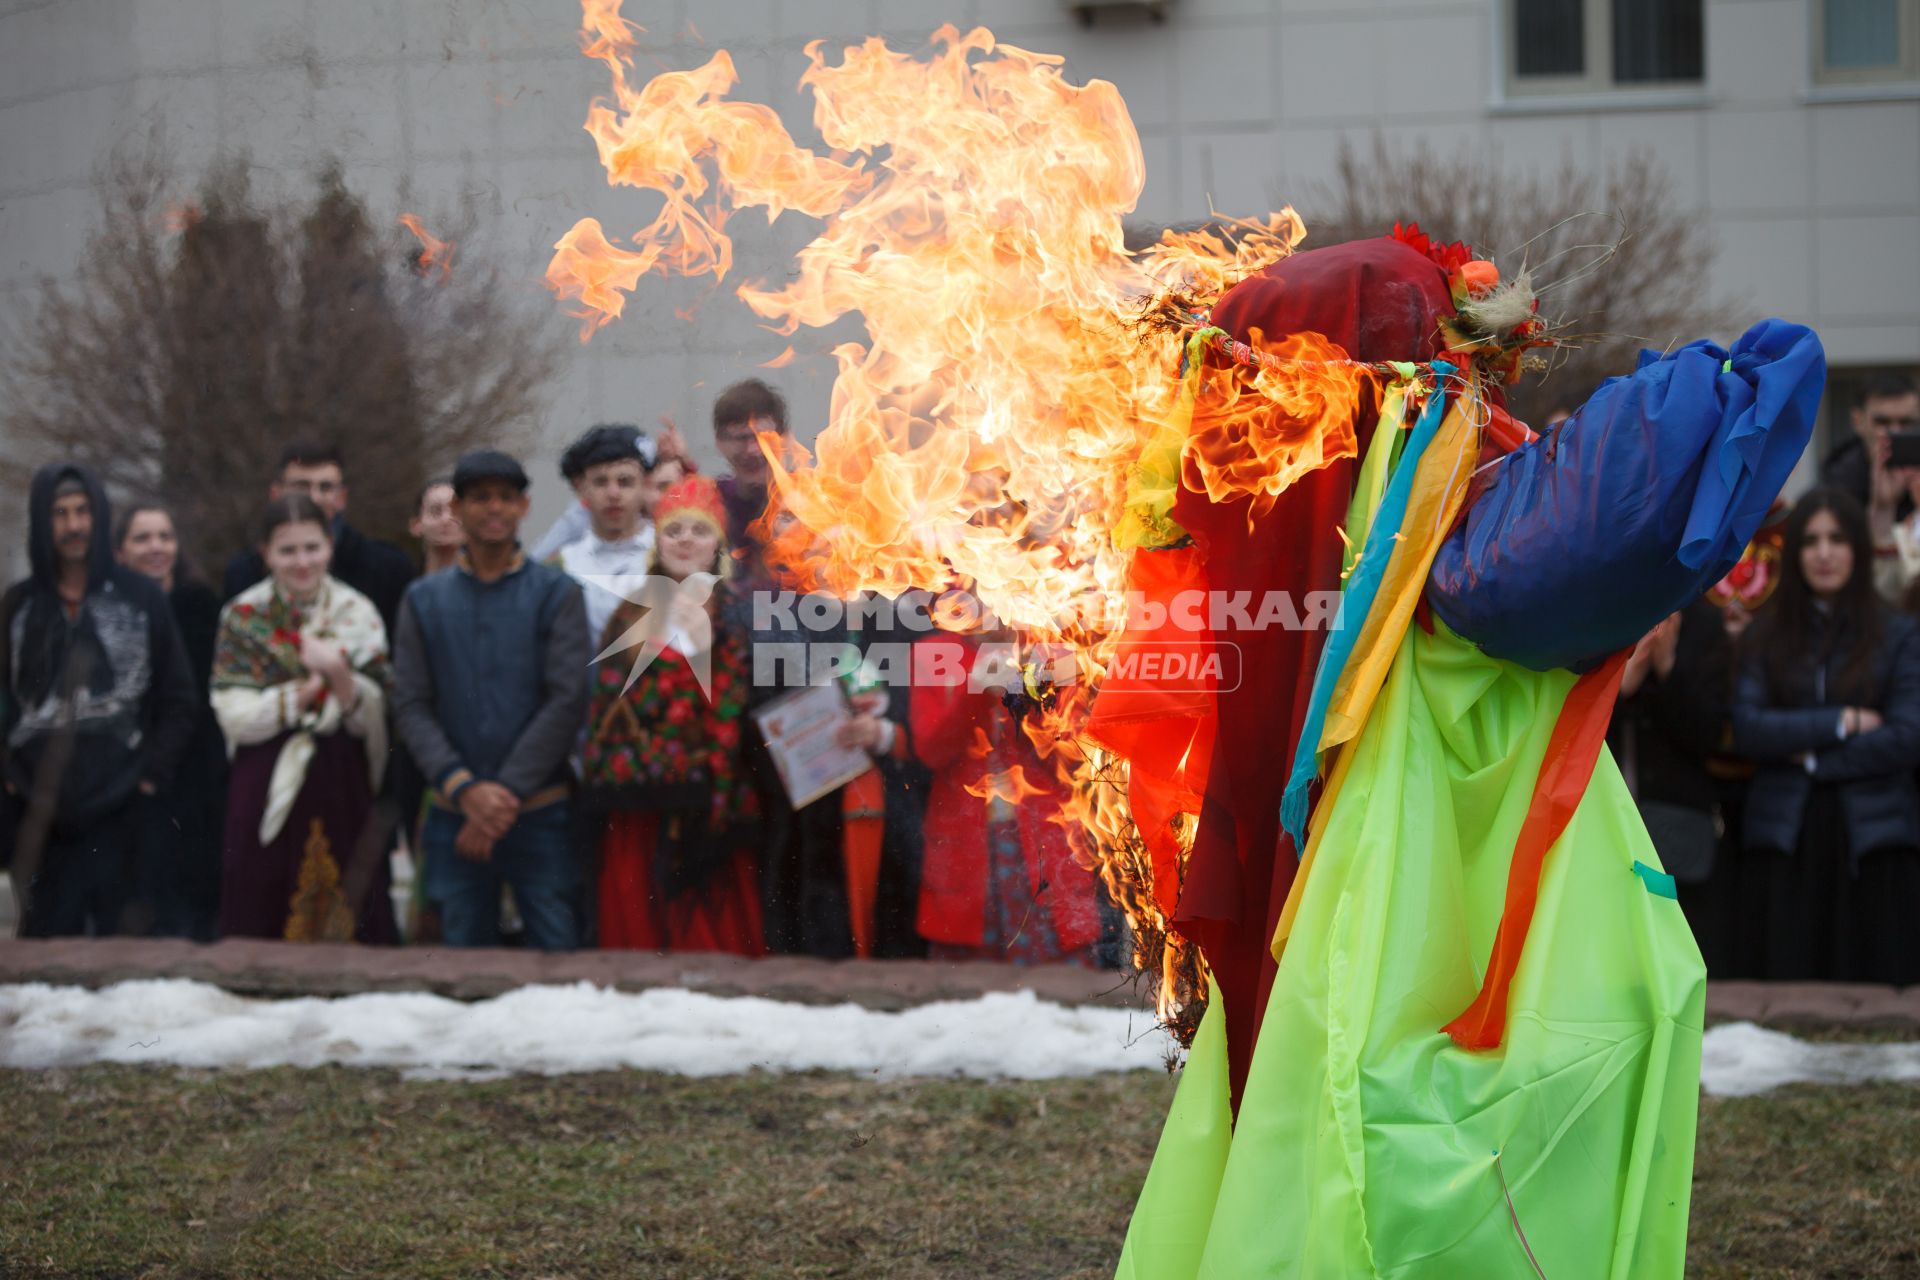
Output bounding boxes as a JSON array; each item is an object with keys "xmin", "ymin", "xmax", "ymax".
[{"xmin": 423, "ymin": 802, "xmax": 579, "ymax": 951}]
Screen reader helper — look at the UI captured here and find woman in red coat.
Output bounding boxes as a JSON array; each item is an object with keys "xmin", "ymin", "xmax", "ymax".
[{"xmin": 910, "ymin": 633, "xmax": 1103, "ymax": 963}]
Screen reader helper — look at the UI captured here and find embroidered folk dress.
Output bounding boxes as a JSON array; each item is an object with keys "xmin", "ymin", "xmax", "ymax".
[
  {"xmin": 579, "ymin": 584, "xmax": 763, "ymax": 954},
  {"xmin": 211, "ymin": 576, "xmax": 395, "ymax": 944}
]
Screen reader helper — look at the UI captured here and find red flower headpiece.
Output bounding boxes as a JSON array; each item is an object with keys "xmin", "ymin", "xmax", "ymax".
[
  {"xmin": 1392, "ymin": 221, "xmax": 1550, "ymax": 382},
  {"xmin": 655, "ymin": 473, "xmax": 727, "ymax": 533},
  {"xmin": 1391, "ymin": 222, "xmax": 1474, "ymax": 276},
  {"xmin": 1393, "ymin": 221, "xmax": 1501, "ymax": 300}
]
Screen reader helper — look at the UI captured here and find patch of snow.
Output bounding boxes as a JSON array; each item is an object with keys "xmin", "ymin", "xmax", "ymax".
[
  {"xmin": 1699, "ymin": 1020, "xmax": 1920, "ymax": 1097},
  {"xmin": 0, "ymin": 980, "xmax": 1176, "ymax": 1080},
  {"xmin": 0, "ymin": 983, "xmax": 1913, "ymax": 1094}
]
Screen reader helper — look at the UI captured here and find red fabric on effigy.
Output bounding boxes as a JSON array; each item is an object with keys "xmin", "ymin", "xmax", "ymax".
[{"xmin": 1167, "ymin": 237, "xmax": 1457, "ymax": 1112}]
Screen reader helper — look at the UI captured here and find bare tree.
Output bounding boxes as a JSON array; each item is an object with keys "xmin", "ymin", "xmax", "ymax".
[
  {"xmin": 1300, "ymin": 135, "xmax": 1725, "ymax": 425},
  {"xmin": 2, "ymin": 134, "xmax": 562, "ymax": 570}
]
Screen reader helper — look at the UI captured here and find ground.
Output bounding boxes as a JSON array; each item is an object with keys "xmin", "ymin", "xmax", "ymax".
[{"xmin": 2, "ymin": 1064, "xmax": 1916, "ymax": 1279}]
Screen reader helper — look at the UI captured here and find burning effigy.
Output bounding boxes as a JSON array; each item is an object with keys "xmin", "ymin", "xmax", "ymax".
[
  {"xmin": 540, "ymin": 4, "xmax": 1825, "ymax": 1276},
  {"xmin": 543, "ymin": 1, "xmax": 1314, "ymax": 1026}
]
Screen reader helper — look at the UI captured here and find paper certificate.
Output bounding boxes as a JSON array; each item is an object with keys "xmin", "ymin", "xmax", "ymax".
[{"xmin": 750, "ymin": 682, "xmax": 876, "ymax": 810}]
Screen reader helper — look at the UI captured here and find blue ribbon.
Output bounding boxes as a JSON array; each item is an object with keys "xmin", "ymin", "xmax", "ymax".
[{"xmin": 1278, "ymin": 363, "xmax": 1455, "ymax": 849}]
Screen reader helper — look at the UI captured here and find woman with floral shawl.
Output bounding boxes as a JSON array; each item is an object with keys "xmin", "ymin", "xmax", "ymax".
[
  {"xmin": 579, "ymin": 475, "xmax": 763, "ymax": 953},
  {"xmin": 212, "ymin": 495, "xmax": 396, "ymax": 943}
]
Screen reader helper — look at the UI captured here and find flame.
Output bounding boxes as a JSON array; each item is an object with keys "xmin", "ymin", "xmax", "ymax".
[
  {"xmin": 398, "ymin": 213, "xmax": 454, "ymax": 283},
  {"xmin": 963, "ymin": 764, "xmax": 1052, "ymax": 808},
  {"xmin": 547, "ymin": 1, "xmax": 1370, "ymax": 1026},
  {"xmin": 1184, "ymin": 328, "xmax": 1368, "ymax": 509},
  {"xmin": 546, "ymin": 0, "xmax": 870, "ymax": 337},
  {"xmin": 761, "ymin": 345, "xmax": 797, "ymax": 369}
]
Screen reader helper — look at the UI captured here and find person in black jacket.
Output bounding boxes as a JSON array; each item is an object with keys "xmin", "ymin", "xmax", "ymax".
[
  {"xmin": 222, "ymin": 440, "xmax": 415, "ymax": 633},
  {"xmin": 1732, "ymin": 486, "xmax": 1920, "ymax": 984},
  {"xmin": 116, "ymin": 503, "xmax": 228, "ymax": 939},
  {"xmin": 1820, "ymin": 372, "xmax": 1919, "ymax": 516},
  {"xmin": 1609, "ymin": 596, "xmax": 1735, "ymax": 970},
  {"xmin": 1, "ymin": 465, "xmax": 197, "ymax": 936}
]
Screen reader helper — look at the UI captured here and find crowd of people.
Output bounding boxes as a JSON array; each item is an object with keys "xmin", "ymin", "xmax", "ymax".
[
  {"xmin": 0, "ymin": 378, "xmax": 1113, "ymax": 966},
  {"xmin": 1611, "ymin": 372, "xmax": 1920, "ymax": 985},
  {"xmin": 3, "ymin": 372, "xmax": 1918, "ymax": 984}
]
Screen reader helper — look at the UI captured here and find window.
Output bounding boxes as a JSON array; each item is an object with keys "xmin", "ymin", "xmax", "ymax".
[
  {"xmin": 1509, "ymin": 0, "xmax": 1704, "ymax": 96},
  {"xmin": 1818, "ymin": 0, "xmax": 1920, "ymax": 84}
]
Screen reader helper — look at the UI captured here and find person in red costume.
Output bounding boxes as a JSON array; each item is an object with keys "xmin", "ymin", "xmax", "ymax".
[
  {"xmin": 911, "ymin": 630, "xmax": 1105, "ymax": 963},
  {"xmin": 578, "ymin": 475, "xmax": 765, "ymax": 954}
]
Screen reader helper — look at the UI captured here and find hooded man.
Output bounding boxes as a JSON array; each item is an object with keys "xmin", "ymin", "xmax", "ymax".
[{"xmin": 2, "ymin": 463, "xmax": 197, "ymax": 936}]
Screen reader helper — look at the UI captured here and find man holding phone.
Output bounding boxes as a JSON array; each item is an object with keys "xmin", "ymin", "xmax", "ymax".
[
  {"xmin": 1849, "ymin": 374, "xmax": 1920, "ymax": 600},
  {"xmin": 1826, "ymin": 373, "xmax": 1919, "ymax": 497}
]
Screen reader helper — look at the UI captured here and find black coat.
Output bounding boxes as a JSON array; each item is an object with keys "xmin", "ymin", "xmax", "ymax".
[
  {"xmin": 166, "ymin": 579, "xmax": 229, "ymax": 802},
  {"xmin": 223, "ymin": 518, "xmax": 415, "ymax": 633},
  {"xmin": 1733, "ymin": 605, "xmax": 1920, "ymax": 863},
  {"xmin": 858, "ymin": 605, "xmax": 931, "ymax": 959},
  {"xmin": 1607, "ymin": 598, "xmax": 1732, "ymax": 813},
  {"xmin": 1, "ymin": 464, "xmax": 197, "ymax": 836},
  {"xmin": 1823, "ymin": 435, "xmax": 1913, "ymax": 521}
]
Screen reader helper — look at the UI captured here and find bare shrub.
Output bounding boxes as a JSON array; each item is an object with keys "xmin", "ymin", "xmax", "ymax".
[
  {"xmin": 2, "ymin": 134, "xmax": 561, "ymax": 567},
  {"xmin": 1300, "ymin": 134, "xmax": 1725, "ymax": 424}
]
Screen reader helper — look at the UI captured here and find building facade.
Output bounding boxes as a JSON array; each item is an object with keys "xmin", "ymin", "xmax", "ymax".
[{"xmin": 1, "ymin": 0, "xmax": 1915, "ymax": 536}]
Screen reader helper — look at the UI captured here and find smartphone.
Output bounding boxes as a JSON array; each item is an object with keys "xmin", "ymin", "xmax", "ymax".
[{"xmin": 1891, "ymin": 432, "xmax": 1920, "ymax": 469}]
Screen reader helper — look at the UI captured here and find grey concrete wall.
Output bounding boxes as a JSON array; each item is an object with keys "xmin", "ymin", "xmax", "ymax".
[{"xmin": 2, "ymin": 0, "xmax": 1915, "ymax": 551}]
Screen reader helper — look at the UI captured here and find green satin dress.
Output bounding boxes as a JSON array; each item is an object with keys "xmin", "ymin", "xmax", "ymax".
[{"xmin": 1117, "ymin": 621, "xmax": 1704, "ymax": 1279}]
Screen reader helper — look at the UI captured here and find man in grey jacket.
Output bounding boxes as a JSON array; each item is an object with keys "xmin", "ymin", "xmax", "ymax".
[{"xmin": 391, "ymin": 450, "xmax": 590, "ymax": 950}]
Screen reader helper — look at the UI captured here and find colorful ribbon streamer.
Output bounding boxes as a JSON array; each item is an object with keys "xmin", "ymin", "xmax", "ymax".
[{"xmin": 1277, "ymin": 361, "xmax": 1456, "ymax": 848}]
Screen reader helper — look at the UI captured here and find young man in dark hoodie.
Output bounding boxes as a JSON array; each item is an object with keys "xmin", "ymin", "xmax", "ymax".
[
  {"xmin": 1, "ymin": 464, "xmax": 197, "ymax": 936},
  {"xmin": 223, "ymin": 440, "xmax": 415, "ymax": 633}
]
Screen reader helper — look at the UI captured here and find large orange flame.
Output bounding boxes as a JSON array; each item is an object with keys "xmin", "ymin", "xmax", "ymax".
[
  {"xmin": 1185, "ymin": 328, "xmax": 1367, "ymax": 509},
  {"xmin": 547, "ymin": 1, "xmax": 1371, "ymax": 1022}
]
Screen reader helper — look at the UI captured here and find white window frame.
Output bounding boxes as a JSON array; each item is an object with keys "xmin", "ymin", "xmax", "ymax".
[
  {"xmin": 1814, "ymin": 0, "xmax": 1920, "ymax": 86},
  {"xmin": 1503, "ymin": 0, "xmax": 1706, "ymax": 99}
]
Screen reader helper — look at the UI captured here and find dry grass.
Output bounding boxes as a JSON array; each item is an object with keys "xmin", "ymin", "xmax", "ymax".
[
  {"xmin": 1691, "ymin": 1084, "xmax": 1920, "ymax": 1278},
  {"xmin": 0, "ymin": 1066, "xmax": 1163, "ymax": 1279},
  {"xmin": 0, "ymin": 1064, "xmax": 1915, "ymax": 1279}
]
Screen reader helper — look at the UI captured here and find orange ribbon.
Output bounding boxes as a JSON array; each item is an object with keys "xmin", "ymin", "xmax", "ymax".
[{"xmin": 1442, "ymin": 647, "xmax": 1630, "ymax": 1051}]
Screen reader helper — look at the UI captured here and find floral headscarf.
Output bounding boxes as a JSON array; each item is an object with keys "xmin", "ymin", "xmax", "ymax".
[{"xmin": 211, "ymin": 575, "xmax": 390, "ymax": 845}]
